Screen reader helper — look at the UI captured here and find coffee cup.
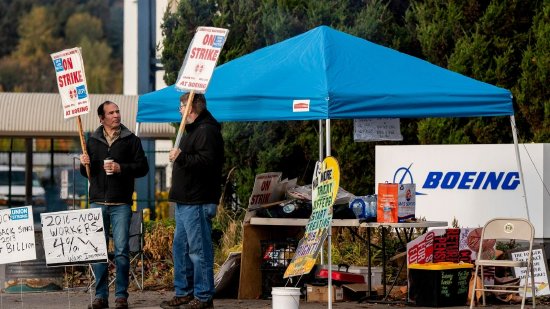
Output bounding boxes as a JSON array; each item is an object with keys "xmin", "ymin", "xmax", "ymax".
[{"xmin": 104, "ymin": 158, "xmax": 114, "ymax": 175}]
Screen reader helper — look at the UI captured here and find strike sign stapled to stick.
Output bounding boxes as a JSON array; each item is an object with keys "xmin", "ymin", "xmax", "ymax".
[
  {"xmin": 51, "ymin": 47, "xmax": 91, "ymax": 177},
  {"xmin": 173, "ymin": 26, "xmax": 229, "ymax": 150}
]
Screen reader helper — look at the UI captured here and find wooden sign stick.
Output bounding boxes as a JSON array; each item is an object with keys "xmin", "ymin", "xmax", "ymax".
[
  {"xmin": 76, "ymin": 115, "xmax": 91, "ymax": 178},
  {"xmin": 173, "ymin": 91, "xmax": 195, "ymax": 149}
]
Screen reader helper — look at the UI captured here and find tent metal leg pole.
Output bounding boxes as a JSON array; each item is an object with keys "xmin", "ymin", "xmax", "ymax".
[
  {"xmin": 510, "ymin": 115, "xmax": 530, "ymax": 221},
  {"xmin": 325, "ymin": 119, "xmax": 332, "ymax": 309},
  {"xmin": 135, "ymin": 122, "xmax": 141, "ymax": 137},
  {"xmin": 319, "ymin": 120, "xmax": 325, "ymax": 265}
]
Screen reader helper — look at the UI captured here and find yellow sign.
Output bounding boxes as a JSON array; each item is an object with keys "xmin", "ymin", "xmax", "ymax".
[{"xmin": 284, "ymin": 156, "xmax": 340, "ymax": 278}]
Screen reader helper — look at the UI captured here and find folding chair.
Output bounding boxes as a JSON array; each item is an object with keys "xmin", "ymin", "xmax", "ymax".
[
  {"xmin": 128, "ymin": 210, "xmax": 145, "ymax": 290},
  {"xmin": 469, "ymin": 218, "xmax": 535, "ymax": 309},
  {"xmin": 87, "ymin": 211, "xmax": 145, "ymax": 291}
]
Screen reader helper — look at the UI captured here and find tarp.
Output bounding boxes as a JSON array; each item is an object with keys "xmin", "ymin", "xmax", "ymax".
[{"xmin": 137, "ymin": 26, "xmax": 513, "ymax": 123}]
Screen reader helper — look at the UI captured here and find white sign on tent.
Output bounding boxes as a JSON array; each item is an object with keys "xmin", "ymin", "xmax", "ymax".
[
  {"xmin": 175, "ymin": 26, "xmax": 229, "ymax": 93},
  {"xmin": 354, "ymin": 118, "xmax": 403, "ymax": 142},
  {"xmin": 0, "ymin": 206, "xmax": 36, "ymax": 264},
  {"xmin": 41, "ymin": 208, "xmax": 108, "ymax": 266}
]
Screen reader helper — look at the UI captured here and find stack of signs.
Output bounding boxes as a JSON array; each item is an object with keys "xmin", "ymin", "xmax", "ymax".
[
  {"xmin": 284, "ymin": 157, "xmax": 340, "ymax": 278},
  {"xmin": 407, "ymin": 228, "xmax": 496, "ymax": 284},
  {"xmin": 0, "ymin": 206, "xmax": 36, "ymax": 264},
  {"xmin": 50, "ymin": 47, "xmax": 90, "ymax": 119}
]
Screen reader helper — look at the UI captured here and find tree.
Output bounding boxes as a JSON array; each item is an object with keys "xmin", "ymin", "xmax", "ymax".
[{"xmin": 515, "ymin": 2, "xmax": 550, "ymax": 142}]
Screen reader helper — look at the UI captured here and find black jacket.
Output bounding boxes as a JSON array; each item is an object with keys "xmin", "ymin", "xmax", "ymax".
[
  {"xmin": 80, "ymin": 124, "xmax": 149, "ymax": 204},
  {"xmin": 169, "ymin": 110, "xmax": 224, "ymax": 205}
]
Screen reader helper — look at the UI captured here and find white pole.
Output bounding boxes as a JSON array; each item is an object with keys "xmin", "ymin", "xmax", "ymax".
[
  {"xmin": 510, "ymin": 116, "xmax": 530, "ymax": 220},
  {"xmin": 135, "ymin": 122, "xmax": 140, "ymax": 137},
  {"xmin": 325, "ymin": 119, "xmax": 332, "ymax": 309},
  {"xmin": 319, "ymin": 120, "xmax": 325, "ymax": 265}
]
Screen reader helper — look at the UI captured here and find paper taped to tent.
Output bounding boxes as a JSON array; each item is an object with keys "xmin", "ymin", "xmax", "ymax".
[{"xmin": 137, "ymin": 25, "xmax": 513, "ymax": 124}]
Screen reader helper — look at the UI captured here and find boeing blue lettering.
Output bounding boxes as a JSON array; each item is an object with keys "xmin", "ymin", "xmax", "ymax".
[{"xmin": 422, "ymin": 171, "xmax": 520, "ymax": 190}]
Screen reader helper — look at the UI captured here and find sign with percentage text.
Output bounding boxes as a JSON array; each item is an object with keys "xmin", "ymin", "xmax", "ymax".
[
  {"xmin": 0, "ymin": 206, "xmax": 36, "ymax": 264},
  {"xmin": 41, "ymin": 208, "xmax": 108, "ymax": 266}
]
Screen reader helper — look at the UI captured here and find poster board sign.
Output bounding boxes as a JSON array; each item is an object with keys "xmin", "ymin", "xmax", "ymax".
[
  {"xmin": 175, "ymin": 26, "xmax": 229, "ymax": 93},
  {"xmin": 41, "ymin": 208, "xmax": 108, "ymax": 266},
  {"xmin": 248, "ymin": 172, "xmax": 282, "ymax": 208},
  {"xmin": 50, "ymin": 47, "xmax": 90, "ymax": 119},
  {"xmin": 284, "ymin": 156, "xmax": 340, "ymax": 278},
  {"xmin": 511, "ymin": 247, "xmax": 550, "ymax": 297},
  {"xmin": 0, "ymin": 206, "xmax": 36, "ymax": 264},
  {"xmin": 353, "ymin": 118, "xmax": 403, "ymax": 142}
]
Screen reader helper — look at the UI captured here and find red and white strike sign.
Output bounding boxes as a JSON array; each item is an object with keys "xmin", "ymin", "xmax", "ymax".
[
  {"xmin": 50, "ymin": 47, "xmax": 90, "ymax": 119},
  {"xmin": 175, "ymin": 27, "xmax": 229, "ymax": 93}
]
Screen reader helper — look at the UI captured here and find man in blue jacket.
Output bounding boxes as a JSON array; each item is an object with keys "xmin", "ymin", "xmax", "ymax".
[
  {"xmin": 160, "ymin": 93, "xmax": 224, "ymax": 309},
  {"xmin": 80, "ymin": 100, "xmax": 149, "ymax": 309}
]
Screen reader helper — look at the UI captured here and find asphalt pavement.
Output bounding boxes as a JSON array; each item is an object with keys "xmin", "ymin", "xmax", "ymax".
[{"xmin": 0, "ymin": 289, "xmax": 541, "ymax": 309}]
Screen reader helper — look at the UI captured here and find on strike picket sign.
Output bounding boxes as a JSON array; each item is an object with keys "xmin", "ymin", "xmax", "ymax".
[
  {"xmin": 284, "ymin": 157, "xmax": 340, "ymax": 278},
  {"xmin": 50, "ymin": 47, "xmax": 90, "ymax": 119},
  {"xmin": 0, "ymin": 206, "xmax": 36, "ymax": 264},
  {"xmin": 41, "ymin": 208, "xmax": 108, "ymax": 266},
  {"xmin": 175, "ymin": 27, "xmax": 229, "ymax": 93}
]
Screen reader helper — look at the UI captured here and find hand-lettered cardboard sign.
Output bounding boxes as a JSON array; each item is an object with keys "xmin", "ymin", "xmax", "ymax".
[
  {"xmin": 511, "ymin": 247, "xmax": 550, "ymax": 297},
  {"xmin": 175, "ymin": 27, "xmax": 229, "ymax": 93},
  {"xmin": 41, "ymin": 208, "xmax": 108, "ymax": 266},
  {"xmin": 0, "ymin": 206, "xmax": 36, "ymax": 264},
  {"xmin": 284, "ymin": 156, "xmax": 340, "ymax": 278}
]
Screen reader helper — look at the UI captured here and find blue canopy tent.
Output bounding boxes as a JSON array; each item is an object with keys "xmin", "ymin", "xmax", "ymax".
[
  {"xmin": 137, "ymin": 26, "xmax": 529, "ymax": 303},
  {"xmin": 138, "ymin": 26, "xmax": 513, "ymax": 123}
]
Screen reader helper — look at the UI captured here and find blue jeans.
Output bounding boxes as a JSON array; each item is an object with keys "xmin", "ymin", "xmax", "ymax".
[
  {"xmin": 173, "ymin": 203, "xmax": 217, "ymax": 302},
  {"xmin": 91, "ymin": 203, "xmax": 132, "ymax": 300}
]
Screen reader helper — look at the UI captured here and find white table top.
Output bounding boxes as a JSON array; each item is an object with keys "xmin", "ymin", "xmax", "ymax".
[
  {"xmin": 359, "ymin": 221, "xmax": 448, "ymax": 228},
  {"xmin": 249, "ymin": 217, "xmax": 448, "ymax": 228},
  {"xmin": 249, "ymin": 217, "xmax": 360, "ymax": 227}
]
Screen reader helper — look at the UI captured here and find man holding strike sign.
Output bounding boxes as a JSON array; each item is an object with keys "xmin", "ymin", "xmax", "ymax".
[
  {"xmin": 160, "ymin": 26, "xmax": 227, "ymax": 309},
  {"xmin": 80, "ymin": 101, "xmax": 149, "ymax": 309}
]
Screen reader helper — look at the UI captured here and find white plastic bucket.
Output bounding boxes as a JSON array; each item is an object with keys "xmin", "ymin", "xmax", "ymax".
[{"xmin": 272, "ymin": 287, "xmax": 301, "ymax": 309}]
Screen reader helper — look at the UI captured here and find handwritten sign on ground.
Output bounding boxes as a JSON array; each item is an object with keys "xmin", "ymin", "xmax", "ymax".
[
  {"xmin": 284, "ymin": 156, "xmax": 340, "ymax": 278},
  {"xmin": 41, "ymin": 208, "xmax": 107, "ymax": 266},
  {"xmin": 0, "ymin": 206, "xmax": 36, "ymax": 264},
  {"xmin": 511, "ymin": 247, "xmax": 550, "ymax": 297},
  {"xmin": 50, "ymin": 47, "xmax": 90, "ymax": 119},
  {"xmin": 175, "ymin": 26, "xmax": 229, "ymax": 93}
]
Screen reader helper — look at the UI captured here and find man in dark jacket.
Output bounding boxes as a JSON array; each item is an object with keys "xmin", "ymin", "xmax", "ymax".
[
  {"xmin": 80, "ymin": 100, "xmax": 149, "ymax": 309},
  {"xmin": 160, "ymin": 93, "xmax": 224, "ymax": 309}
]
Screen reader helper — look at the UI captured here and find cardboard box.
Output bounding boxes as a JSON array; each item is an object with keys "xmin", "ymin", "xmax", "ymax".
[{"xmin": 306, "ymin": 284, "xmax": 343, "ymax": 302}]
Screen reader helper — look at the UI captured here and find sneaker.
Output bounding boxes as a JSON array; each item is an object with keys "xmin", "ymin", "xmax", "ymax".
[
  {"xmin": 115, "ymin": 298, "xmax": 128, "ymax": 309},
  {"xmin": 87, "ymin": 298, "xmax": 109, "ymax": 309},
  {"xmin": 160, "ymin": 295, "xmax": 194, "ymax": 308},
  {"xmin": 182, "ymin": 298, "xmax": 213, "ymax": 309}
]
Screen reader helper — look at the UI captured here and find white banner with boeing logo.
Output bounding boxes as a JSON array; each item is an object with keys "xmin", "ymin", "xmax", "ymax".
[{"xmin": 375, "ymin": 144, "xmax": 549, "ymax": 238}]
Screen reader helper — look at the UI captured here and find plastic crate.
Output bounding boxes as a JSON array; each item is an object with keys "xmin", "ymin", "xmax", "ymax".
[
  {"xmin": 408, "ymin": 262, "xmax": 473, "ymax": 307},
  {"xmin": 260, "ymin": 239, "xmax": 297, "ymax": 270}
]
